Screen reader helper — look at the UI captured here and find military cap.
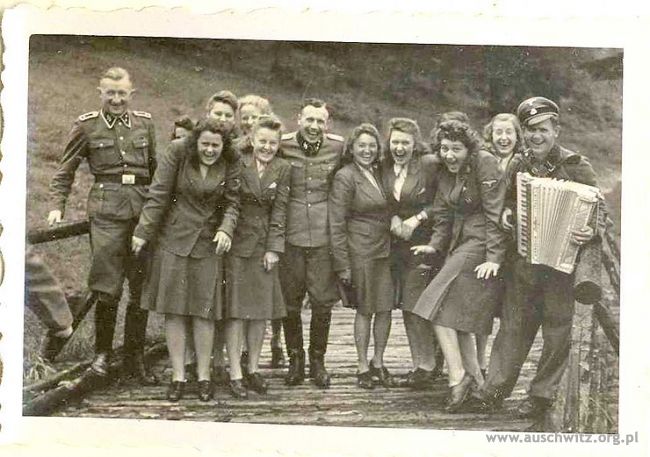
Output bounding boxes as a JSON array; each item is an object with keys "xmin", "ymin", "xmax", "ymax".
[{"xmin": 516, "ymin": 96, "xmax": 559, "ymax": 126}]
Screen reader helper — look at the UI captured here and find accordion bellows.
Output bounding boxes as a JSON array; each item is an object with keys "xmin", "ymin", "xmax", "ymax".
[{"xmin": 516, "ymin": 172, "xmax": 600, "ymax": 274}]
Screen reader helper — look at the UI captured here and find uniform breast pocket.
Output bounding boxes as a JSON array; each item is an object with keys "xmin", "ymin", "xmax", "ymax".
[
  {"xmin": 289, "ymin": 160, "xmax": 304, "ymax": 181},
  {"xmin": 131, "ymin": 136, "xmax": 150, "ymax": 166},
  {"xmin": 318, "ymin": 163, "xmax": 335, "ymax": 179},
  {"xmin": 87, "ymin": 139, "xmax": 119, "ymax": 170}
]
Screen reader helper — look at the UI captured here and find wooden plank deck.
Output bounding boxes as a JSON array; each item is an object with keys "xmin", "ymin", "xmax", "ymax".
[{"xmin": 52, "ymin": 307, "xmax": 551, "ymax": 431}]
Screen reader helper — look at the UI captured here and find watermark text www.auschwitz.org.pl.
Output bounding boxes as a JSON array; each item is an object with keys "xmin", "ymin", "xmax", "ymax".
[{"xmin": 485, "ymin": 432, "xmax": 639, "ymax": 445}]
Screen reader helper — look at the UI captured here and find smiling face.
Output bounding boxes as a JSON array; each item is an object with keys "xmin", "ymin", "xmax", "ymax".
[
  {"xmin": 439, "ymin": 139, "xmax": 469, "ymax": 174},
  {"xmin": 197, "ymin": 131, "xmax": 224, "ymax": 166},
  {"xmin": 252, "ymin": 127, "xmax": 280, "ymax": 164},
  {"xmin": 389, "ymin": 130, "xmax": 415, "ymax": 166},
  {"xmin": 239, "ymin": 104, "xmax": 262, "ymax": 135},
  {"xmin": 98, "ymin": 77, "xmax": 133, "ymax": 116},
  {"xmin": 297, "ymin": 105, "xmax": 329, "ymax": 143},
  {"xmin": 351, "ymin": 133, "xmax": 379, "ymax": 169},
  {"xmin": 491, "ymin": 119, "xmax": 517, "ymax": 158},
  {"xmin": 208, "ymin": 102, "xmax": 236, "ymax": 133},
  {"xmin": 523, "ymin": 118, "xmax": 559, "ymax": 160}
]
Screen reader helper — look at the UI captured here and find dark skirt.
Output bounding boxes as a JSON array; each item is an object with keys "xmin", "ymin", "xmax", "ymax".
[
  {"xmin": 390, "ymin": 240, "xmax": 441, "ymax": 312},
  {"xmin": 141, "ymin": 246, "xmax": 223, "ymax": 320},
  {"xmin": 351, "ymin": 256, "xmax": 394, "ymax": 316},
  {"xmin": 411, "ymin": 249, "xmax": 503, "ymax": 335},
  {"xmin": 225, "ymin": 248, "xmax": 286, "ymax": 320}
]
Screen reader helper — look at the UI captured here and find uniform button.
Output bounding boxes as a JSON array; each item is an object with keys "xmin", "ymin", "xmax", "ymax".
[
  {"xmin": 308, "ymin": 204, "xmax": 311, "ymax": 208},
  {"xmin": 119, "ymin": 136, "xmax": 124, "ymax": 140},
  {"xmin": 308, "ymin": 177, "xmax": 312, "ymax": 180},
  {"xmin": 99, "ymin": 184, "xmax": 104, "ymax": 189},
  {"xmin": 121, "ymin": 150, "xmax": 126, "ymax": 155},
  {"xmin": 307, "ymin": 190, "xmax": 311, "ymax": 193},
  {"xmin": 99, "ymin": 143, "xmax": 104, "ymax": 147},
  {"xmin": 123, "ymin": 164, "xmax": 128, "ymax": 168}
]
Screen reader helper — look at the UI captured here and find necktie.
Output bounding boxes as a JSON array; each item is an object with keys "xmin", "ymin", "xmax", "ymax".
[{"xmin": 393, "ymin": 165, "xmax": 406, "ymax": 201}]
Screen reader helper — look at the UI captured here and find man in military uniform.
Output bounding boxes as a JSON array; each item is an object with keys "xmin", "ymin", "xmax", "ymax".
[
  {"xmin": 467, "ymin": 96, "xmax": 605, "ymax": 419},
  {"xmin": 279, "ymin": 98, "xmax": 344, "ymax": 388},
  {"xmin": 47, "ymin": 67, "xmax": 158, "ymax": 384}
]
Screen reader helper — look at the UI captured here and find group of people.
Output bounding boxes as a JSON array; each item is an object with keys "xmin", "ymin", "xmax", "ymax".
[{"xmin": 43, "ymin": 66, "xmax": 604, "ymax": 419}]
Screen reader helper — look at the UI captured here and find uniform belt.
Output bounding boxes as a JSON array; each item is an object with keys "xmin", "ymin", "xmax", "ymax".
[{"xmin": 94, "ymin": 175, "xmax": 151, "ymax": 185}]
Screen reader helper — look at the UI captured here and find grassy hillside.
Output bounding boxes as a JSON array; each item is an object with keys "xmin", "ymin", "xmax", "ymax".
[{"xmin": 24, "ymin": 36, "xmax": 622, "ymax": 373}]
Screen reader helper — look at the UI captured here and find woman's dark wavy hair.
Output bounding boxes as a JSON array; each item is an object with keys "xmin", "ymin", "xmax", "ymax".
[
  {"xmin": 341, "ymin": 123, "xmax": 382, "ymax": 166},
  {"xmin": 434, "ymin": 120, "xmax": 482, "ymax": 159},
  {"xmin": 429, "ymin": 111, "xmax": 472, "ymax": 152},
  {"xmin": 383, "ymin": 117, "xmax": 429, "ymax": 166},
  {"xmin": 482, "ymin": 113, "xmax": 525, "ymax": 157},
  {"xmin": 186, "ymin": 118, "xmax": 237, "ymax": 168}
]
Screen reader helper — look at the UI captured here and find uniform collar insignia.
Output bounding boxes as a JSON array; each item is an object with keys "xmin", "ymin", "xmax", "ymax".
[
  {"xmin": 296, "ymin": 131, "xmax": 322, "ymax": 157},
  {"xmin": 101, "ymin": 110, "xmax": 131, "ymax": 129}
]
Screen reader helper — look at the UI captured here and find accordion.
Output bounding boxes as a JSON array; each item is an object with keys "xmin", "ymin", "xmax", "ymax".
[{"xmin": 516, "ymin": 172, "xmax": 600, "ymax": 274}]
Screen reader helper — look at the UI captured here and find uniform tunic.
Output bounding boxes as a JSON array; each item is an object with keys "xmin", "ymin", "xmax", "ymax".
[
  {"xmin": 134, "ymin": 139, "xmax": 240, "ymax": 320},
  {"xmin": 49, "ymin": 109, "xmax": 157, "ymax": 298},
  {"xmin": 225, "ymin": 149, "xmax": 290, "ymax": 320},
  {"xmin": 412, "ymin": 150, "xmax": 506, "ymax": 335},
  {"xmin": 329, "ymin": 163, "xmax": 394, "ymax": 316},
  {"xmin": 380, "ymin": 154, "xmax": 441, "ymax": 312},
  {"xmin": 279, "ymin": 131, "xmax": 344, "ymax": 310}
]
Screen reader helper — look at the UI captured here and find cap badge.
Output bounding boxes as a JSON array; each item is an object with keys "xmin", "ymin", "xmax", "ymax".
[{"xmin": 530, "ymin": 108, "xmax": 538, "ymax": 115}]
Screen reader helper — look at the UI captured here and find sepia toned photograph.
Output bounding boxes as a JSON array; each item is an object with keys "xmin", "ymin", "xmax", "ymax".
[{"xmin": 19, "ymin": 33, "xmax": 622, "ymax": 434}]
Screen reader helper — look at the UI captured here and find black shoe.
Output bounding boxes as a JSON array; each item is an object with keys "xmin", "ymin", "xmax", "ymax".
[
  {"xmin": 271, "ymin": 347, "xmax": 286, "ymax": 369},
  {"xmin": 213, "ymin": 365, "xmax": 229, "ymax": 386},
  {"xmin": 240, "ymin": 351, "xmax": 249, "ymax": 378},
  {"xmin": 462, "ymin": 391, "xmax": 503, "ymax": 413},
  {"xmin": 357, "ymin": 371, "xmax": 374, "ymax": 390},
  {"xmin": 229, "ymin": 379, "xmax": 248, "ymax": 399},
  {"xmin": 285, "ymin": 349, "xmax": 305, "ymax": 386},
  {"xmin": 517, "ymin": 396, "xmax": 553, "ymax": 419},
  {"xmin": 246, "ymin": 372, "xmax": 268, "ymax": 394},
  {"xmin": 197, "ymin": 380, "xmax": 213, "ymax": 402},
  {"xmin": 125, "ymin": 353, "xmax": 159, "ymax": 386},
  {"xmin": 409, "ymin": 367, "xmax": 434, "ymax": 390},
  {"xmin": 369, "ymin": 361, "xmax": 395, "ymax": 388},
  {"xmin": 481, "ymin": 369, "xmax": 487, "ymax": 380},
  {"xmin": 309, "ymin": 357, "xmax": 331, "ymax": 389},
  {"xmin": 445, "ymin": 373, "xmax": 475, "ymax": 413},
  {"xmin": 89, "ymin": 352, "xmax": 111, "ymax": 377},
  {"xmin": 167, "ymin": 381, "xmax": 185, "ymax": 402}
]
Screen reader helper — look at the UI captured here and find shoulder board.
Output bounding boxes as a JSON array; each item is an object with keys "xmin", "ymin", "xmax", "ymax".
[
  {"xmin": 326, "ymin": 133, "xmax": 344, "ymax": 142},
  {"xmin": 281, "ymin": 132, "xmax": 296, "ymax": 141},
  {"xmin": 77, "ymin": 111, "xmax": 99, "ymax": 122},
  {"xmin": 132, "ymin": 110, "xmax": 152, "ymax": 119}
]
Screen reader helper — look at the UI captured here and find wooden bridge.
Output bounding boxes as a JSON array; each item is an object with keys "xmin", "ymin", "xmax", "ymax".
[
  {"xmin": 23, "ymin": 304, "xmax": 618, "ymax": 432},
  {"xmin": 23, "ymin": 221, "xmax": 620, "ymax": 432}
]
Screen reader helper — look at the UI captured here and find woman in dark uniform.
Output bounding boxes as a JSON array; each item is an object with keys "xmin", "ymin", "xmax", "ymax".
[
  {"xmin": 329, "ymin": 123, "xmax": 395, "ymax": 389},
  {"xmin": 411, "ymin": 119, "xmax": 506, "ymax": 412},
  {"xmin": 379, "ymin": 118, "xmax": 442, "ymax": 389},
  {"xmin": 132, "ymin": 118, "xmax": 240, "ymax": 402},
  {"xmin": 224, "ymin": 115, "xmax": 290, "ymax": 398}
]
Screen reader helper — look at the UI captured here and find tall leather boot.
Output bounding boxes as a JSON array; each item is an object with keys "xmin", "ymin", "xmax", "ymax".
[
  {"xmin": 91, "ymin": 292, "xmax": 119, "ymax": 377},
  {"xmin": 308, "ymin": 309, "xmax": 332, "ymax": 388},
  {"xmin": 123, "ymin": 300, "xmax": 158, "ymax": 385},
  {"xmin": 283, "ymin": 312, "xmax": 305, "ymax": 385}
]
